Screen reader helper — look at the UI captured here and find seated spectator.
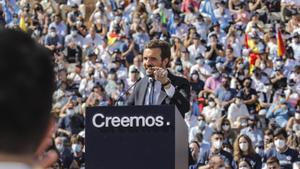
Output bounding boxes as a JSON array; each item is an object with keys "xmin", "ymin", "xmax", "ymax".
[
  {"xmin": 233, "ymin": 134, "xmax": 262, "ymax": 169},
  {"xmin": 264, "ymin": 128, "xmax": 299, "ymax": 169},
  {"xmin": 266, "ymin": 93, "xmax": 290, "ymax": 128},
  {"xmin": 228, "ymin": 92, "xmax": 250, "ymax": 128},
  {"xmin": 240, "ymin": 115, "xmax": 264, "ymax": 146},
  {"xmin": 197, "ymin": 131, "xmax": 235, "ymax": 168}
]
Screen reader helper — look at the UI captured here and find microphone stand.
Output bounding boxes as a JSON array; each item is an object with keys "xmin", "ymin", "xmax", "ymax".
[{"xmin": 114, "ymin": 77, "xmax": 141, "ymax": 106}]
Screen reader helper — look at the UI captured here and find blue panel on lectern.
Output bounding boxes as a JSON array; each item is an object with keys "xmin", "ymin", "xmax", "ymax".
[{"xmin": 86, "ymin": 105, "xmax": 175, "ymax": 169}]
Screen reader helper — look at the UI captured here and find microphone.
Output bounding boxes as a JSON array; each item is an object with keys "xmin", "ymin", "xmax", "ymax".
[{"xmin": 114, "ymin": 77, "xmax": 142, "ymax": 106}]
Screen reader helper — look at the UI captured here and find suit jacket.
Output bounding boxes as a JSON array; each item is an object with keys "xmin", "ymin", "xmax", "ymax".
[{"xmin": 127, "ymin": 71, "xmax": 190, "ymax": 117}]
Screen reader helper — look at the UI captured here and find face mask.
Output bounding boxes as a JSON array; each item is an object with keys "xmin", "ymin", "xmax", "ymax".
[
  {"xmin": 255, "ymin": 147, "xmax": 263, "ymax": 155},
  {"xmin": 295, "ymin": 113, "xmax": 300, "ymax": 120},
  {"xmin": 71, "ymin": 30, "xmax": 77, "ymax": 36},
  {"xmin": 212, "ymin": 73, "xmax": 220, "ymax": 79},
  {"xmin": 238, "ymin": 63, "xmax": 244, "ymax": 69},
  {"xmin": 239, "ymin": 167, "xmax": 249, "ymax": 169},
  {"xmin": 213, "ymin": 140, "xmax": 223, "ymax": 149},
  {"xmin": 238, "ymin": 75, "xmax": 244, "ymax": 81},
  {"xmin": 196, "ymin": 59, "xmax": 204, "ymax": 65},
  {"xmin": 279, "ymin": 98, "xmax": 286, "ymax": 104},
  {"xmin": 219, "ymin": 167, "xmax": 225, "ymax": 169},
  {"xmin": 192, "ymin": 74, "xmax": 198, "ymax": 81},
  {"xmin": 198, "ymin": 120, "xmax": 206, "ymax": 129},
  {"xmin": 222, "ymin": 124, "xmax": 230, "ymax": 131},
  {"xmin": 241, "ymin": 121, "xmax": 248, "ymax": 127},
  {"xmin": 72, "ymin": 144, "xmax": 82, "ymax": 153},
  {"xmin": 56, "ymin": 144, "xmax": 64, "ymax": 152},
  {"xmin": 115, "ymin": 16, "xmax": 121, "ymax": 22},
  {"xmin": 158, "ymin": 3, "xmax": 165, "ymax": 9},
  {"xmin": 66, "ymin": 108, "xmax": 75, "ymax": 116},
  {"xmin": 260, "ymin": 63, "xmax": 266, "ymax": 70},
  {"xmin": 34, "ymin": 29, "xmax": 41, "ymax": 36},
  {"xmin": 208, "ymin": 101, "xmax": 215, "ymax": 107},
  {"xmin": 274, "ymin": 139, "xmax": 286, "ymax": 149},
  {"xmin": 175, "ymin": 65, "xmax": 183, "ymax": 72},
  {"xmin": 235, "ymin": 99, "xmax": 242, "ymax": 105},
  {"xmin": 50, "ymin": 32, "xmax": 56, "ymax": 37},
  {"xmin": 239, "ymin": 143, "xmax": 249, "ymax": 151}
]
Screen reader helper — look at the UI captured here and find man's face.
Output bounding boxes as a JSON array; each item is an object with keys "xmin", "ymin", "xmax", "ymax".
[
  {"xmin": 267, "ymin": 162, "xmax": 280, "ymax": 169},
  {"xmin": 143, "ymin": 48, "xmax": 168, "ymax": 76},
  {"xmin": 212, "ymin": 134, "xmax": 223, "ymax": 142}
]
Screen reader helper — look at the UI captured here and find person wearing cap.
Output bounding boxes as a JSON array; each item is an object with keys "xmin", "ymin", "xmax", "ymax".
[
  {"xmin": 264, "ymin": 128, "xmax": 300, "ymax": 169},
  {"xmin": 228, "ymin": 91, "xmax": 250, "ymax": 128},
  {"xmin": 127, "ymin": 39, "xmax": 190, "ymax": 116},
  {"xmin": 187, "ymin": 33, "xmax": 206, "ymax": 63},
  {"xmin": 245, "ymin": 11, "xmax": 265, "ymax": 34},
  {"xmin": 266, "ymin": 92, "xmax": 290, "ymax": 128}
]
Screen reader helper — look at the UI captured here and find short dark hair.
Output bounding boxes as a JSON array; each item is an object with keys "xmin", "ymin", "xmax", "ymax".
[
  {"xmin": 212, "ymin": 131, "xmax": 224, "ymax": 138},
  {"xmin": 266, "ymin": 157, "xmax": 280, "ymax": 165},
  {"xmin": 273, "ymin": 128, "xmax": 288, "ymax": 138},
  {"xmin": 144, "ymin": 39, "xmax": 171, "ymax": 61},
  {"xmin": 0, "ymin": 29, "xmax": 54, "ymax": 154}
]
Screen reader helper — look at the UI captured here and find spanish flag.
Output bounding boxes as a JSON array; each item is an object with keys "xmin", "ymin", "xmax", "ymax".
[
  {"xmin": 277, "ymin": 29, "xmax": 285, "ymax": 57},
  {"xmin": 107, "ymin": 32, "xmax": 119, "ymax": 45},
  {"xmin": 19, "ymin": 15, "xmax": 27, "ymax": 32}
]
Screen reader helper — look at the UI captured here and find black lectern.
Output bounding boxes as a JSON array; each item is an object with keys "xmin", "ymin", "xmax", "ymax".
[{"xmin": 86, "ymin": 105, "xmax": 188, "ymax": 169}]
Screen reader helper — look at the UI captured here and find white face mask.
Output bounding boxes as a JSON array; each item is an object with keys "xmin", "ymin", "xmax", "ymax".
[
  {"xmin": 66, "ymin": 108, "xmax": 75, "ymax": 116},
  {"xmin": 213, "ymin": 140, "xmax": 223, "ymax": 149},
  {"xmin": 198, "ymin": 120, "xmax": 206, "ymax": 129},
  {"xmin": 208, "ymin": 101, "xmax": 215, "ymax": 107},
  {"xmin": 274, "ymin": 139, "xmax": 286, "ymax": 149},
  {"xmin": 295, "ymin": 113, "xmax": 300, "ymax": 120},
  {"xmin": 158, "ymin": 3, "xmax": 165, "ymax": 9},
  {"xmin": 260, "ymin": 63, "xmax": 266, "ymax": 70},
  {"xmin": 192, "ymin": 74, "xmax": 198, "ymax": 81},
  {"xmin": 71, "ymin": 30, "xmax": 77, "ymax": 36},
  {"xmin": 239, "ymin": 143, "xmax": 249, "ymax": 151},
  {"xmin": 239, "ymin": 167, "xmax": 249, "ymax": 169},
  {"xmin": 50, "ymin": 32, "xmax": 56, "ymax": 37},
  {"xmin": 222, "ymin": 124, "xmax": 230, "ymax": 131},
  {"xmin": 212, "ymin": 73, "xmax": 220, "ymax": 79}
]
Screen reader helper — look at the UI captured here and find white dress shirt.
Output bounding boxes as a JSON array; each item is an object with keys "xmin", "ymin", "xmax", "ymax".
[{"xmin": 144, "ymin": 78, "xmax": 175, "ymax": 105}]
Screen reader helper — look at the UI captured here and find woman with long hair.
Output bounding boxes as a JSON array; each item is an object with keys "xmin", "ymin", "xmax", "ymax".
[{"xmin": 233, "ymin": 134, "xmax": 262, "ymax": 169}]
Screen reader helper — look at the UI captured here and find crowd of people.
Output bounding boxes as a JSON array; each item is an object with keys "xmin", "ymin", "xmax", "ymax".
[{"xmin": 1, "ymin": 0, "xmax": 300, "ymax": 168}]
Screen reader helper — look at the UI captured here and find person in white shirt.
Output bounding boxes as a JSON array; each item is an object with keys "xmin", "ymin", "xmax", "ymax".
[
  {"xmin": 190, "ymin": 56, "xmax": 212, "ymax": 82},
  {"xmin": 228, "ymin": 94, "xmax": 250, "ymax": 128},
  {"xmin": 83, "ymin": 26, "xmax": 105, "ymax": 54},
  {"xmin": 202, "ymin": 97, "xmax": 222, "ymax": 123},
  {"xmin": 188, "ymin": 34, "xmax": 207, "ymax": 63},
  {"xmin": 189, "ymin": 115, "xmax": 213, "ymax": 144}
]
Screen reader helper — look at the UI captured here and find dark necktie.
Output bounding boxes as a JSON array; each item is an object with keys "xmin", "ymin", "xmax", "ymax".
[{"xmin": 149, "ymin": 78, "xmax": 155, "ymax": 105}]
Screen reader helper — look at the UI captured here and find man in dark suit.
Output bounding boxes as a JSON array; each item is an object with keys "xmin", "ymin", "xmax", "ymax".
[{"xmin": 127, "ymin": 39, "xmax": 190, "ymax": 116}]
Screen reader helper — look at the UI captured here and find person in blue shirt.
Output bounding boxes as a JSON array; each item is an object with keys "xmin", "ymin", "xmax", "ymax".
[
  {"xmin": 264, "ymin": 128, "xmax": 300, "ymax": 169},
  {"xmin": 197, "ymin": 131, "xmax": 235, "ymax": 169},
  {"xmin": 240, "ymin": 115, "xmax": 264, "ymax": 146},
  {"xmin": 266, "ymin": 93, "xmax": 290, "ymax": 128}
]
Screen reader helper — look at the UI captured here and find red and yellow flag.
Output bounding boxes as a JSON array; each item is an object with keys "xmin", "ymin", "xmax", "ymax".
[{"xmin": 277, "ymin": 29, "xmax": 285, "ymax": 57}]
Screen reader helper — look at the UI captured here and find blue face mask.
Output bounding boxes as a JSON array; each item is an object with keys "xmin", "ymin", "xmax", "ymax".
[{"xmin": 279, "ymin": 98, "xmax": 286, "ymax": 104}]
